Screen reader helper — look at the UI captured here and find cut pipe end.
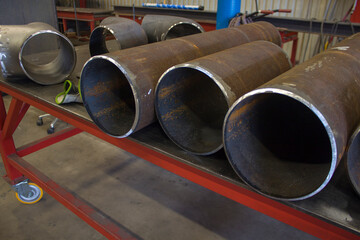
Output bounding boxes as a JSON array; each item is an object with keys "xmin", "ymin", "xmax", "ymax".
[
  {"xmin": 163, "ymin": 23, "xmax": 204, "ymax": 41},
  {"xmin": 19, "ymin": 31, "xmax": 76, "ymax": 85},
  {"xmin": 223, "ymin": 88, "xmax": 337, "ymax": 201},
  {"xmin": 346, "ymin": 126, "xmax": 360, "ymax": 196},
  {"xmin": 89, "ymin": 27, "xmax": 120, "ymax": 56},
  {"xmin": 156, "ymin": 66, "xmax": 229, "ymax": 155},
  {"xmin": 80, "ymin": 55, "xmax": 139, "ymax": 138}
]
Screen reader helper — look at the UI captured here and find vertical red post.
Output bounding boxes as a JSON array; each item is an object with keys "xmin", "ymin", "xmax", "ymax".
[
  {"xmin": 89, "ymin": 21, "xmax": 95, "ymax": 32},
  {"xmin": 63, "ymin": 19, "xmax": 68, "ymax": 32},
  {"xmin": 0, "ymin": 93, "xmax": 6, "ymax": 130},
  {"xmin": 351, "ymin": 2, "xmax": 360, "ymax": 23},
  {"xmin": 291, "ymin": 36, "xmax": 298, "ymax": 66},
  {"xmin": 79, "ymin": 0, "xmax": 86, "ymax": 8},
  {"xmin": 0, "ymin": 98, "xmax": 26, "ymax": 182}
]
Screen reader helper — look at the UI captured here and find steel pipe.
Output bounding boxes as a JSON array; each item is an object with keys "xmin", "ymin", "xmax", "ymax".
[
  {"xmin": 141, "ymin": 15, "xmax": 205, "ymax": 43},
  {"xmin": 89, "ymin": 17, "xmax": 148, "ymax": 56},
  {"xmin": 0, "ymin": 22, "xmax": 75, "ymax": 85},
  {"xmin": 80, "ymin": 21, "xmax": 281, "ymax": 138},
  {"xmin": 155, "ymin": 41, "xmax": 291, "ymax": 155},
  {"xmin": 223, "ymin": 33, "xmax": 360, "ymax": 201},
  {"xmin": 346, "ymin": 125, "xmax": 360, "ymax": 197}
]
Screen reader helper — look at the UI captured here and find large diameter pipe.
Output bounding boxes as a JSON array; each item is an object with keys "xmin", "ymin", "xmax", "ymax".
[
  {"xmin": 155, "ymin": 41, "xmax": 291, "ymax": 155},
  {"xmin": 80, "ymin": 21, "xmax": 281, "ymax": 138},
  {"xmin": 0, "ymin": 22, "xmax": 76, "ymax": 85},
  {"xmin": 346, "ymin": 125, "xmax": 360, "ymax": 197},
  {"xmin": 89, "ymin": 17, "xmax": 148, "ymax": 56},
  {"xmin": 141, "ymin": 15, "xmax": 205, "ymax": 43},
  {"xmin": 223, "ymin": 33, "xmax": 360, "ymax": 201}
]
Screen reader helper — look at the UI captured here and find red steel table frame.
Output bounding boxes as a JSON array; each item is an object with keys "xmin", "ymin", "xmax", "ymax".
[
  {"xmin": 57, "ymin": 8, "xmax": 111, "ymax": 32},
  {"xmin": 0, "ymin": 83, "xmax": 359, "ymax": 240}
]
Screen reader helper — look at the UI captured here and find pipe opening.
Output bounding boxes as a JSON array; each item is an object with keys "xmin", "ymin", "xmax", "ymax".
[
  {"xmin": 347, "ymin": 131, "xmax": 360, "ymax": 195},
  {"xmin": 164, "ymin": 23, "xmax": 203, "ymax": 40},
  {"xmin": 81, "ymin": 57, "xmax": 136, "ymax": 137},
  {"xmin": 20, "ymin": 32, "xmax": 75, "ymax": 85},
  {"xmin": 224, "ymin": 93, "xmax": 333, "ymax": 200},
  {"xmin": 90, "ymin": 28, "xmax": 121, "ymax": 56},
  {"xmin": 156, "ymin": 67, "xmax": 228, "ymax": 154}
]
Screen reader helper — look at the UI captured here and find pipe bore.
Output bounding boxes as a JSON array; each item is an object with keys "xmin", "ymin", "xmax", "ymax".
[
  {"xmin": 141, "ymin": 15, "xmax": 204, "ymax": 43},
  {"xmin": 224, "ymin": 90, "xmax": 333, "ymax": 200},
  {"xmin": 89, "ymin": 28, "xmax": 120, "ymax": 56},
  {"xmin": 346, "ymin": 126, "xmax": 360, "ymax": 196},
  {"xmin": 156, "ymin": 41, "xmax": 291, "ymax": 155},
  {"xmin": 156, "ymin": 67, "xmax": 229, "ymax": 154},
  {"xmin": 80, "ymin": 57, "xmax": 137, "ymax": 137},
  {"xmin": 162, "ymin": 23, "xmax": 203, "ymax": 40},
  {"xmin": 20, "ymin": 32, "xmax": 75, "ymax": 85}
]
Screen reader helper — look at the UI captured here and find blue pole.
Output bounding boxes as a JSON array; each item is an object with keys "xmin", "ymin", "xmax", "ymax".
[{"xmin": 216, "ymin": 0, "xmax": 241, "ymax": 29}]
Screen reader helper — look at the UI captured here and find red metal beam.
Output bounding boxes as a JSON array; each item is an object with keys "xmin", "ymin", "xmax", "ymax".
[
  {"xmin": 79, "ymin": 0, "xmax": 86, "ymax": 8},
  {"xmin": 11, "ymin": 103, "xmax": 30, "ymax": 136},
  {"xmin": 291, "ymin": 37, "xmax": 298, "ymax": 65},
  {"xmin": 17, "ymin": 126, "xmax": 83, "ymax": 157},
  {"xmin": 57, "ymin": 11, "xmax": 96, "ymax": 21},
  {"xmin": 2, "ymin": 98, "xmax": 23, "ymax": 140},
  {"xmin": 7, "ymin": 153, "xmax": 137, "ymax": 240},
  {"xmin": 199, "ymin": 22, "xmax": 216, "ymax": 31},
  {"xmin": 0, "ymin": 97, "xmax": 25, "ymax": 181},
  {"xmin": 94, "ymin": 136, "xmax": 359, "ymax": 240},
  {"xmin": 0, "ymin": 138, "xmax": 23, "ymax": 181},
  {"xmin": 280, "ymin": 31, "xmax": 298, "ymax": 66}
]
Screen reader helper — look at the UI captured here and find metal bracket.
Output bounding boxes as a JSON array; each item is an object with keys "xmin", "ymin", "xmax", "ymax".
[{"xmin": 12, "ymin": 179, "xmax": 32, "ymax": 197}]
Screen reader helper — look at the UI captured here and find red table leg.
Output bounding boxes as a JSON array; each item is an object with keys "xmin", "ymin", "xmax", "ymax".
[
  {"xmin": 63, "ymin": 19, "xmax": 68, "ymax": 32},
  {"xmin": 291, "ymin": 36, "xmax": 299, "ymax": 66},
  {"xmin": 89, "ymin": 20, "xmax": 95, "ymax": 32},
  {"xmin": 0, "ymin": 92, "xmax": 6, "ymax": 130},
  {"xmin": 0, "ymin": 98, "xmax": 26, "ymax": 182}
]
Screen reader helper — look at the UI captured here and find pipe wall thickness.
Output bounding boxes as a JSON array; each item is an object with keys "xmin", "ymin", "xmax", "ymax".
[
  {"xmin": 80, "ymin": 21, "xmax": 281, "ymax": 138},
  {"xmin": 155, "ymin": 41, "xmax": 291, "ymax": 155},
  {"xmin": 141, "ymin": 15, "xmax": 205, "ymax": 43},
  {"xmin": 223, "ymin": 33, "xmax": 360, "ymax": 201},
  {"xmin": 89, "ymin": 17, "xmax": 148, "ymax": 56},
  {"xmin": 0, "ymin": 22, "xmax": 76, "ymax": 85}
]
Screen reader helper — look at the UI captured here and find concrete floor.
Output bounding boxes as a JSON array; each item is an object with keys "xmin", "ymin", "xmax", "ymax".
[{"xmin": 0, "ymin": 94, "xmax": 319, "ymax": 240}]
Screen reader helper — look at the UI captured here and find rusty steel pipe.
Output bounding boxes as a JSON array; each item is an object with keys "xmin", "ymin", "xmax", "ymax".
[
  {"xmin": 89, "ymin": 17, "xmax": 148, "ymax": 56},
  {"xmin": 141, "ymin": 15, "xmax": 205, "ymax": 43},
  {"xmin": 155, "ymin": 41, "xmax": 291, "ymax": 155},
  {"xmin": 223, "ymin": 33, "xmax": 360, "ymax": 201},
  {"xmin": 346, "ymin": 125, "xmax": 360, "ymax": 196},
  {"xmin": 80, "ymin": 21, "xmax": 281, "ymax": 138},
  {"xmin": 0, "ymin": 22, "xmax": 76, "ymax": 85}
]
